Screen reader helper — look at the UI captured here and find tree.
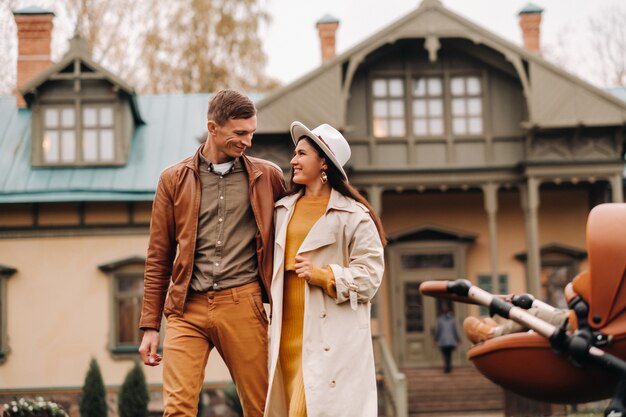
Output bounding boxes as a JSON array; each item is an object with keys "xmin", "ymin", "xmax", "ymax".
[
  {"xmin": 588, "ymin": 5, "xmax": 626, "ymax": 87},
  {"xmin": 79, "ymin": 358, "xmax": 108, "ymax": 417},
  {"xmin": 140, "ymin": 0, "xmax": 278, "ymax": 94},
  {"xmin": 0, "ymin": 0, "xmax": 279, "ymax": 95},
  {"xmin": 118, "ymin": 361, "xmax": 150, "ymax": 417},
  {"xmin": 58, "ymin": 0, "xmax": 145, "ymax": 86},
  {"xmin": 544, "ymin": 4, "xmax": 626, "ymax": 87},
  {"xmin": 0, "ymin": 0, "xmax": 19, "ymax": 95}
]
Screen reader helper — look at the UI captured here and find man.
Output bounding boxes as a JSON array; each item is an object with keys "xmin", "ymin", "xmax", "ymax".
[
  {"xmin": 433, "ymin": 304, "xmax": 460, "ymax": 373},
  {"xmin": 138, "ymin": 89, "xmax": 287, "ymax": 417}
]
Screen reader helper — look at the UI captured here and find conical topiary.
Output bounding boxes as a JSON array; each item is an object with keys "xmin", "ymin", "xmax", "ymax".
[
  {"xmin": 79, "ymin": 358, "xmax": 108, "ymax": 417},
  {"xmin": 118, "ymin": 361, "xmax": 150, "ymax": 417}
]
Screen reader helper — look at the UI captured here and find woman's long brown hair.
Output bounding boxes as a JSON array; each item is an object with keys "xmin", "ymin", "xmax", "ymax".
[{"xmin": 289, "ymin": 137, "xmax": 387, "ymax": 246}]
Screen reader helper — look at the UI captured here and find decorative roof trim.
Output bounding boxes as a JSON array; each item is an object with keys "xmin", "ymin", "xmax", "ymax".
[
  {"xmin": 0, "ymin": 264, "xmax": 17, "ymax": 276},
  {"xmin": 387, "ymin": 223, "xmax": 477, "ymax": 244},
  {"xmin": 515, "ymin": 243, "xmax": 587, "ymax": 261},
  {"xmin": 98, "ymin": 256, "xmax": 146, "ymax": 272},
  {"xmin": 19, "ymin": 35, "xmax": 144, "ymax": 125}
]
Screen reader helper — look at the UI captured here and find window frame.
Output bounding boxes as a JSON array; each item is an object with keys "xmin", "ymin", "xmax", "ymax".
[
  {"xmin": 0, "ymin": 265, "xmax": 17, "ymax": 363},
  {"xmin": 369, "ymin": 70, "xmax": 486, "ymax": 139},
  {"xmin": 35, "ymin": 99, "xmax": 121, "ymax": 167},
  {"xmin": 411, "ymin": 75, "xmax": 445, "ymax": 138},
  {"xmin": 100, "ymin": 259, "xmax": 164, "ymax": 357},
  {"xmin": 477, "ymin": 274, "xmax": 508, "ymax": 316},
  {"xmin": 81, "ymin": 103, "xmax": 117, "ymax": 163},
  {"xmin": 449, "ymin": 74, "xmax": 485, "ymax": 137},
  {"xmin": 370, "ymin": 77, "xmax": 407, "ymax": 139},
  {"xmin": 41, "ymin": 105, "xmax": 78, "ymax": 164},
  {"xmin": 111, "ymin": 270, "xmax": 145, "ymax": 353},
  {"xmin": 540, "ymin": 260, "xmax": 578, "ymax": 310}
]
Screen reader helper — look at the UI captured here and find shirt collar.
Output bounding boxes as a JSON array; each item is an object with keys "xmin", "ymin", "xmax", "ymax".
[{"xmin": 198, "ymin": 152, "xmax": 240, "ymax": 175}]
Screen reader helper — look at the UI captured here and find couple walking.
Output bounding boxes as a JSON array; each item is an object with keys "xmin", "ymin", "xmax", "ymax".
[{"xmin": 138, "ymin": 89, "xmax": 386, "ymax": 417}]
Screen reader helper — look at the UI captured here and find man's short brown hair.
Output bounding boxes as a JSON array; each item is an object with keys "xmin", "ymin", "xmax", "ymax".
[{"xmin": 207, "ymin": 89, "xmax": 256, "ymax": 126}]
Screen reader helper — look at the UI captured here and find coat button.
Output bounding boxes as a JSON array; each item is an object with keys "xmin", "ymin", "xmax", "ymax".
[
  {"xmin": 324, "ymin": 345, "xmax": 330, "ymax": 352},
  {"xmin": 320, "ymin": 312, "xmax": 326, "ymax": 318},
  {"xmin": 329, "ymin": 379, "xmax": 336, "ymax": 388}
]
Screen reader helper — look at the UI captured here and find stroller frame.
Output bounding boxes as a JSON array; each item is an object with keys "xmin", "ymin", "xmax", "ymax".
[{"xmin": 421, "ymin": 278, "xmax": 626, "ymax": 417}]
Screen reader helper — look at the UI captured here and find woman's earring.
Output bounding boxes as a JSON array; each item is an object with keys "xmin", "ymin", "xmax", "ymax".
[{"xmin": 320, "ymin": 171, "xmax": 328, "ymax": 184}]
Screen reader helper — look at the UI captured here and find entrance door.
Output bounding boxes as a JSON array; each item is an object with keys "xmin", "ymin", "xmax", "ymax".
[{"xmin": 390, "ymin": 242, "xmax": 469, "ymax": 368}]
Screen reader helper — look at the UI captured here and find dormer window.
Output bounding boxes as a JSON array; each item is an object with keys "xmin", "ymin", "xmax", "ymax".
[
  {"xmin": 43, "ymin": 106, "xmax": 76, "ymax": 163},
  {"xmin": 41, "ymin": 103, "xmax": 117, "ymax": 165},
  {"xmin": 20, "ymin": 35, "xmax": 143, "ymax": 168},
  {"xmin": 83, "ymin": 105, "xmax": 115, "ymax": 162}
]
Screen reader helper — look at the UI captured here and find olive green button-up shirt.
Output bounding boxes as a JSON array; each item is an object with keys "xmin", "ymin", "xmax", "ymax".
[{"xmin": 189, "ymin": 154, "xmax": 258, "ymax": 292}]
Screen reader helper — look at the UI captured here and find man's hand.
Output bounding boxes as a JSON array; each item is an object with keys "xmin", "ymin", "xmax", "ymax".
[
  {"xmin": 139, "ymin": 330, "xmax": 162, "ymax": 366},
  {"xmin": 294, "ymin": 255, "xmax": 314, "ymax": 281}
]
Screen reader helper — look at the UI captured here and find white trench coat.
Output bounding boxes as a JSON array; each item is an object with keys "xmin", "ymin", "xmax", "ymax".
[{"xmin": 264, "ymin": 189, "xmax": 385, "ymax": 417}]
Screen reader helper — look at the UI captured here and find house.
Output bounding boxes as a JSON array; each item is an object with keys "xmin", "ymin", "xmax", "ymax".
[{"xmin": 1, "ymin": 1, "xmax": 625, "ymax": 416}]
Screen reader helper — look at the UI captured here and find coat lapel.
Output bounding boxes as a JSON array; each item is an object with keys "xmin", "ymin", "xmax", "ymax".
[
  {"xmin": 272, "ymin": 193, "xmax": 300, "ymax": 285},
  {"xmin": 298, "ymin": 189, "xmax": 355, "ymax": 254},
  {"xmin": 297, "ymin": 215, "xmax": 337, "ymax": 253}
]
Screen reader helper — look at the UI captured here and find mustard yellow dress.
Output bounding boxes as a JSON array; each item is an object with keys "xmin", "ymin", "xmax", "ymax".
[{"xmin": 279, "ymin": 195, "xmax": 337, "ymax": 416}]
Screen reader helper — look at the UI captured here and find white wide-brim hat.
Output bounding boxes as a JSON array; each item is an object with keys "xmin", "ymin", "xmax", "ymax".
[{"xmin": 290, "ymin": 121, "xmax": 351, "ymax": 180}]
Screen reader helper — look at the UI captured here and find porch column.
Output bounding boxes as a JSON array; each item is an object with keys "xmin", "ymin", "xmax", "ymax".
[
  {"xmin": 482, "ymin": 183, "xmax": 500, "ymax": 291},
  {"xmin": 367, "ymin": 184, "xmax": 383, "ymax": 215},
  {"xmin": 520, "ymin": 177, "xmax": 541, "ymax": 295},
  {"xmin": 610, "ymin": 173, "xmax": 624, "ymax": 203}
]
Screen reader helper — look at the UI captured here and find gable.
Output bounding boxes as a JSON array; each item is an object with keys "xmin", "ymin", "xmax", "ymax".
[
  {"xmin": 515, "ymin": 243, "xmax": 587, "ymax": 262},
  {"xmin": 19, "ymin": 36, "xmax": 143, "ymax": 125},
  {"xmin": 257, "ymin": 0, "xmax": 626, "ymax": 134},
  {"xmin": 388, "ymin": 224, "xmax": 477, "ymax": 244}
]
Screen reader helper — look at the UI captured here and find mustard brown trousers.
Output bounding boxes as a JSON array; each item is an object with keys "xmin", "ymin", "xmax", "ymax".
[{"xmin": 162, "ymin": 281, "xmax": 268, "ymax": 417}]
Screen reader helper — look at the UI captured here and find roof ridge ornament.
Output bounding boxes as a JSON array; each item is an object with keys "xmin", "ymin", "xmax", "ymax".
[
  {"xmin": 419, "ymin": 0, "xmax": 443, "ymax": 9},
  {"xmin": 68, "ymin": 33, "xmax": 91, "ymax": 57}
]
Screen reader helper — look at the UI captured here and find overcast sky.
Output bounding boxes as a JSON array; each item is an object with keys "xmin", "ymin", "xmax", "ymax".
[
  {"xmin": 2, "ymin": 0, "xmax": 625, "ymax": 93},
  {"xmin": 260, "ymin": 0, "xmax": 626, "ymax": 87}
]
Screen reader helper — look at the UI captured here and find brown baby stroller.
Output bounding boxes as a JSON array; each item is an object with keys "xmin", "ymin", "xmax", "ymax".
[{"xmin": 420, "ymin": 203, "xmax": 626, "ymax": 417}]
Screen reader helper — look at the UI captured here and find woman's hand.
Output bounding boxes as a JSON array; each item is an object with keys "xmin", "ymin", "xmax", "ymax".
[{"xmin": 294, "ymin": 254, "xmax": 314, "ymax": 281}]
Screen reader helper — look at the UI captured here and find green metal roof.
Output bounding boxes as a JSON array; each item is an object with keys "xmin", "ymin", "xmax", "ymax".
[
  {"xmin": 518, "ymin": 3, "xmax": 544, "ymax": 15},
  {"xmin": 0, "ymin": 93, "xmax": 262, "ymax": 203}
]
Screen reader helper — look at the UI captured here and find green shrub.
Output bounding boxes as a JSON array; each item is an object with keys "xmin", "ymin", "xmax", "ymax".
[
  {"xmin": 118, "ymin": 362, "xmax": 149, "ymax": 417},
  {"xmin": 79, "ymin": 358, "xmax": 107, "ymax": 417}
]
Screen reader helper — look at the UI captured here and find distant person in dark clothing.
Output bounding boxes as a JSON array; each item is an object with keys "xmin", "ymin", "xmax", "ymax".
[{"xmin": 434, "ymin": 305, "xmax": 460, "ymax": 373}]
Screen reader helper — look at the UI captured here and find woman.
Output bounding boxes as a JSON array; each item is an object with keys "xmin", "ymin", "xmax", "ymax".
[{"xmin": 264, "ymin": 121, "xmax": 386, "ymax": 417}]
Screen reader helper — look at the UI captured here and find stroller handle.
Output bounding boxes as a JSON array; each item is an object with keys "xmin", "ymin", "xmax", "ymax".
[
  {"xmin": 420, "ymin": 279, "xmax": 559, "ymax": 339},
  {"xmin": 419, "ymin": 279, "xmax": 482, "ymax": 305}
]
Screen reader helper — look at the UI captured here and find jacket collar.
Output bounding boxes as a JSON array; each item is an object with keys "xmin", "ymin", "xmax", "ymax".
[
  {"xmin": 275, "ymin": 188, "xmax": 356, "ymax": 213},
  {"xmin": 185, "ymin": 144, "xmax": 261, "ymax": 181},
  {"xmin": 185, "ymin": 145, "xmax": 204, "ymax": 172}
]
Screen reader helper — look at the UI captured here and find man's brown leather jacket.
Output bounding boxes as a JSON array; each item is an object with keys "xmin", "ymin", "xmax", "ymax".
[{"xmin": 139, "ymin": 146, "xmax": 287, "ymax": 331}]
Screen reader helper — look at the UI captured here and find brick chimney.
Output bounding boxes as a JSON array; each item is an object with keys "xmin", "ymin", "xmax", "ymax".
[
  {"xmin": 316, "ymin": 14, "xmax": 340, "ymax": 63},
  {"xmin": 518, "ymin": 3, "xmax": 544, "ymax": 54},
  {"xmin": 13, "ymin": 7, "xmax": 55, "ymax": 107}
]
